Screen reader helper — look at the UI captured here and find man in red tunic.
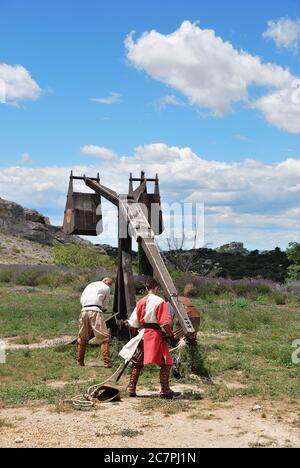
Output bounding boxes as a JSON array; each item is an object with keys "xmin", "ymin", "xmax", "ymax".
[{"xmin": 126, "ymin": 278, "xmax": 181, "ymax": 399}]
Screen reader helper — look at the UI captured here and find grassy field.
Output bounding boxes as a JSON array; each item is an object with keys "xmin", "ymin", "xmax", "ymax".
[
  {"xmin": 0, "ymin": 284, "xmax": 299, "ymax": 408},
  {"xmin": 0, "ymin": 288, "xmax": 79, "ymax": 340}
]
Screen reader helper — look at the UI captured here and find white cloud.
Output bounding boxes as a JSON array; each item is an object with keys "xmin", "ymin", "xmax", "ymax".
[
  {"xmin": 1, "ymin": 143, "xmax": 299, "ymax": 249},
  {"xmin": 254, "ymin": 79, "xmax": 300, "ymax": 133},
  {"xmin": 81, "ymin": 145, "xmax": 120, "ymax": 161},
  {"xmin": 125, "ymin": 21, "xmax": 293, "ymax": 115},
  {"xmin": 156, "ymin": 95, "xmax": 185, "ymax": 110},
  {"xmin": 125, "ymin": 21, "xmax": 300, "ymax": 133},
  {"xmin": 89, "ymin": 92, "xmax": 121, "ymax": 105},
  {"xmin": 263, "ymin": 17, "xmax": 300, "ymax": 50},
  {"xmin": 18, "ymin": 153, "xmax": 33, "ymax": 165},
  {"xmin": 0, "ymin": 63, "xmax": 41, "ymax": 105}
]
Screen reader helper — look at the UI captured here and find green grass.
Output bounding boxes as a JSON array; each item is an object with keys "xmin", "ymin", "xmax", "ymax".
[
  {"xmin": 0, "ymin": 287, "xmax": 299, "ymax": 408},
  {"xmin": 191, "ymin": 296, "xmax": 300, "ymax": 400},
  {"xmin": 0, "ymin": 289, "xmax": 80, "ymax": 339},
  {"xmin": 0, "ymin": 343, "xmax": 124, "ymax": 406},
  {"xmin": 0, "ymin": 270, "xmax": 13, "ymax": 283}
]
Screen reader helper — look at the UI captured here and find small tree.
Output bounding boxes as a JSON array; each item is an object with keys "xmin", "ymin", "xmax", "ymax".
[{"xmin": 286, "ymin": 242, "xmax": 300, "ymax": 280}]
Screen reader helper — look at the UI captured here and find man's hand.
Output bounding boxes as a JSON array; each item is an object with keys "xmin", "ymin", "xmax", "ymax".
[
  {"xmin": 169, "ymin": 336, "xmax": 179, "ymax": 349},
  {"xmin": 130, "ymin": 327, "xmax": 138, "ymax": 338},
  {"xmin": 163, "ymin": 324, "xmax": 179, "ymax": 348}
]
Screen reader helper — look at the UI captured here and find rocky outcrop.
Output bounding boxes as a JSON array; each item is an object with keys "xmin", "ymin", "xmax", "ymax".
[
  {"xmin": 216, "ymin": 242, "xmax": 249, "ymax": 255},
  {"xmin": 0, "ymin": 197, "xmax": 89, "ymax": 246}
]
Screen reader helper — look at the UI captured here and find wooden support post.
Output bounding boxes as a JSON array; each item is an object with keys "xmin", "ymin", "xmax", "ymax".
[
  {"xmin": 138, "ymin": 241, "xmax": 153, "ymax": 276},
  {"xmin": 111, "ymin": 214, "xmax": 136, "ymax": 339}
]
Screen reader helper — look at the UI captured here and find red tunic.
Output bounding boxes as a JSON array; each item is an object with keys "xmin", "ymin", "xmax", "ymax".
[{"xmin": 134, "ymin": 294, "xmax": 173, "ymax": 366}]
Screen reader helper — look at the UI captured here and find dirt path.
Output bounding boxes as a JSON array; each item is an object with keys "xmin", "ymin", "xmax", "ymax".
[
  {"xmin": 0, "ymin": 395, "xmax": 299, "ymax": 448},
  {"xmin": 5, "ymin": 335, "xmax": 75, "ymax": 351}
]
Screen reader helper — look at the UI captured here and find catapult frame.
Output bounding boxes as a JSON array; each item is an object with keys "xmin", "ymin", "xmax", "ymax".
[{"xmin": 63, "ymin": 172, "xmax": 197, "ymax": 339}]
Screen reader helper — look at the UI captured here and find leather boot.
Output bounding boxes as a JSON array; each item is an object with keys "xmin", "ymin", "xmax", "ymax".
[
  {"xmin": 77, "ymin": 341, "xmax": 86, "ymax": 367},
  {"xmin": 128, "ymin": 365, "xmax": 143, "ymax": 397},
  {"xmin": 160, "ymin": 364, "xmax": 181, "ymax": 399},
  {"xmin": 101, "ymin": 341, "xmax": 112, "ymax": 368}
]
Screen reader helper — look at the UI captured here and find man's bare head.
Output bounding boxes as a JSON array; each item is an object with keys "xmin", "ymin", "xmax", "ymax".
[
  {"xmin": 145, "ymin": 278, "xmax": 159, "ymax": 295},
  {"xmin": 102, "ymin": 277, "xmax": 113, "ymax": 288}
]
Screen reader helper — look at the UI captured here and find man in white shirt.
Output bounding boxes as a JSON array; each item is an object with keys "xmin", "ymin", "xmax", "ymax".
[{"xmin": 77, "ymin": 277, "xmax": 113, "ymax": 367}]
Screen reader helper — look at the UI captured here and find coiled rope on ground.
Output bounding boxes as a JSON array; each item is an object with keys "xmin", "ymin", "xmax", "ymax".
[{"xmin": 63, "ymin": 338, "xmax": 187, "ymax": 410}]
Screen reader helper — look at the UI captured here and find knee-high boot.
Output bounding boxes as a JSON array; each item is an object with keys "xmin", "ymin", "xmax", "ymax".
[
  {"xmin": 128, "ymin": 365, "xmax": 143, "ymax": 397},
  {"xmin": 160, "ymin": 364, "xmax": 181, "ymax": 399},
  {"xmin": 101, "ymin": 341, "xmax": 112, "ymax": 368},
  {"xmin": 77, "ymin": 340, "xmax": 87, "ymax": 367},
  {"xmin": 160, "ymin": 364, "xmax": 172, "ymax": 395}
]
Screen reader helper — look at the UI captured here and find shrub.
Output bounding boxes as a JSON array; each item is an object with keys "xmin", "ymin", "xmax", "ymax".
[
  {"xmin": 273, "ymin": 292, "xmax": 287, "ymax": 305},
  {"xmin": 180, "ymin": 342, "xmax": 211, "ymax": 379},
  {"xmin": 286, "ymin": 243, "xmax": 300, "ymax": 280},
  {"xmin": 15, "ymin": 271, "xmax": 39, "ymax": 287},
  {"xmin": 0, "ymin": 270, "xmax": 12, "ymax": 283},
  {"xmin": 170, "ymin": 270, "xmax": 186, "ymax": 280},
  {"xmin": 232, "ymin": 281, "xmax": 272, "ymax": 297},
  {"xmin": 52, "ymin": 243, "xmax": 116, "ymax": 269},
  {"xmin": 72, "ymin": 283, "xmax": 87, "ymax": 293},
  {"xmin": 175, "ymin": 275, "xmax": 276, "ymax": 299},
  {"xmin": 287, "ymin": 265, "xmax": 300, "ymax": 281},
  {"xmin": 35, "ymin": 272, "xmax": 76, "ymax": 289},
  {"xmin": 184, "ymin": 283, "xmax": 199, "ymax": 298},
  {"xmin": 256, "ymin": 283, "xmax": 273, "ymax": 295},
  {"xmin": 133, "ymin": 276, "xmax": 147, "ymax": 294},
  {"xmin": 285, "ymin": 281, "xmax": 300, "ymax": 298}
]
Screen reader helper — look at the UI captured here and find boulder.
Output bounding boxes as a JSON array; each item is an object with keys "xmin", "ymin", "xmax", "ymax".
[{"xmin": 0, "ymin": 197, "xmax": 89, "ymax": 246}]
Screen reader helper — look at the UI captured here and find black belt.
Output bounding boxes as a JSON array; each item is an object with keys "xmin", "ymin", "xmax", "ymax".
[
  {"xmin": 141, "ymin": 323, "xmax": 161, "ymax": 332},
  {"xmin": 83, "ymin": 305, "xmax": 103, "ymax": 311}
]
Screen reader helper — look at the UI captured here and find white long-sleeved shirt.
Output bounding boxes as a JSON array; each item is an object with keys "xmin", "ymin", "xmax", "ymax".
[{"xmin": 80, "ymin": 281, "xmax": 111, "ymax": 312}]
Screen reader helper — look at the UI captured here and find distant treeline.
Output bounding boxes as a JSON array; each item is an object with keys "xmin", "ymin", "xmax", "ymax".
[{"xmin": 164, "ymin": 247, "xmax": 290, "ymax": 283}]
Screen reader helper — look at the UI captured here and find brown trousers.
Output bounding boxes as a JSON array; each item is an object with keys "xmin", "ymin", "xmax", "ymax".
[{"xmin": 78, "ymin": 309, "xmax": 110, "ymax": 344}]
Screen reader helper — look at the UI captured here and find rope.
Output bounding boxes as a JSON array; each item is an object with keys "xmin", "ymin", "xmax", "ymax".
[
  {"xmin": 64, "ymin": 338, "xmax": 187, "ymax": 410},
  {"xmin": 169, "ymin": 337, "xmax": 187, "ymax": 353},
  {"xmin": 63, "ymin": 363, "xmax": 124, "ymax": 410}
]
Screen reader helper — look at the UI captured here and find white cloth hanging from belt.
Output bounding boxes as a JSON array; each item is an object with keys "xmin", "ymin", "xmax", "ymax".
[{"xmin": 119, "ymin": 329, "xmax": 145, "ymax": 362}]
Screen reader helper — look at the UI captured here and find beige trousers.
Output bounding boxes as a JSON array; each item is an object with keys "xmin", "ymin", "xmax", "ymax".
[{"xmin": 78, "ymin": 310, "xmax": 110, "ymax": 344}]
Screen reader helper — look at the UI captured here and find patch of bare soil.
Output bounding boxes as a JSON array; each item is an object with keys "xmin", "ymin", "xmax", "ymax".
[
  {"xmin": 5, "ymin": 335, "xmax": 75, "ymax": 351},
  {"xmin": 200, "ymin": 331, "xmax": 242, "ymax": 339},
  {"xmin": 0, "ymin": 396, "xmax": 299, "ymax": 448}
]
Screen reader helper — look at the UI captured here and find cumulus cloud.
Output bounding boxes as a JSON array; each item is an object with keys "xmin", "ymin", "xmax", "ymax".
[
  {"xmin": 0, "ymin": 143, "xmax": 299, "ymax": 249},
  {"xmin": 89, "ymin": 92, "xmax": 121, "ymax": 105},
  {"xmin": 263, "ymin": 17, "xmax": 300, "ymax": 50},
  {"xmin": 125, "ymin": 21, "xmax": 293, "ymax": 114},
  {"xmin": 254, "ymin": 79, "xmax": 300, "ymax": 133},
  {"xmin": 81, "ymin": 145, "xmax": 120, "ymax": 161},
  {"xmin": 125, "ymin": 21, "xmax": 300, "ymax": 133},
  {"xmin": 0, "ymin": 63, "xmax": 41, "ymax": 105}
]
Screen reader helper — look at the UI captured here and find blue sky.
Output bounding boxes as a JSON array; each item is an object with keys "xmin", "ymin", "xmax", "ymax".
[{"xmin": 0, "ymin": 0, "xmax": 299, "ymax": 250}]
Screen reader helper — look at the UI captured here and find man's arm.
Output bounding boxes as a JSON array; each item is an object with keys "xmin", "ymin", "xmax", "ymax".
[
  {"xmin": 130, "ymin": 327, "xmax": 138, "ymax": 337},
  {"xmin": 128, "ymin": 306, "xmax": 139, "ymax": 329},
  {"xmin": 157, "ymin": 302, "xmax": 178, "ymax": 347},
  {"xmin": 102, "ymin": 289, "xmax": 110, "ymax": 311},
  {"xmin": 127, "ymin": 306, "xmax": 139, "ymax": 338}
]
